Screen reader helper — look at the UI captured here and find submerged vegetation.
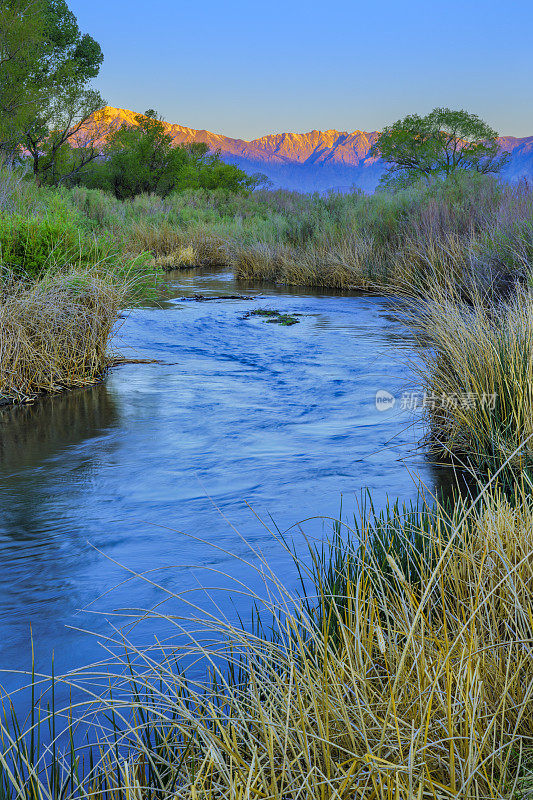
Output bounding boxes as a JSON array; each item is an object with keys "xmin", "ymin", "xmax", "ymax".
[{"xmin": 243, "ymin": 308, "xmax": 300, "ymax": 325}]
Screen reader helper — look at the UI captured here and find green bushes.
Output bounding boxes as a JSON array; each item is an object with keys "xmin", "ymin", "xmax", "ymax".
[
  {"xmin": 0, "ymin": 213, "xmax": 91, "ymax": 276},
  {"xmin": 0, "ymin": 173, "xmax": 118, "ymax": 277},
  {"xmin": 480, "ymin": 215, "xmax": 533, "ymax": 276},
  {"xmin": 0, "ymin": 206, "xmax": 144, "ymax": 279},
  {"xmin": 67, "ymin": 186, "xmax": 121, "ymax": 229},
  {"xmin": 0, "ymin": 180, "xmax": 161, "ymax": 288},
  {"xmin": 77, "ymin": 109, "xmax": 262, "ymax": 199}
]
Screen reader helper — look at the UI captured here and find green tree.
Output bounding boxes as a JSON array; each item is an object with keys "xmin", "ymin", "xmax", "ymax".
[
  {"xmin": 0, "ymin": 0, "xmax": 104, "ymax": 181},
  {"xmin": 37, "ymin": 0, "xmax": 103, "ymax": 86},
  {"xmin": 25, "ymin": 0, "xmax": 104, "ymax": 184},
  {"xmin": 98, "ymin": 110, "xmax": 259, "ymax": 198},
  {"xmin": 101, "ymin": 110, "xmax": 189, "ymax": 199},
  {"xmin": 0, "ymin": 0, "xmax": 44, "ymax": 154},
  {"xmin": 370, "ymin": 108, "xmax": 509, "ymax": 188},
  {"xmin": 197, "ymin": 155, "xmax": 267, "ymax": 192},
  {"xmin": 26, "ymin": 85, "xmax": 105, "ymax": 185}
]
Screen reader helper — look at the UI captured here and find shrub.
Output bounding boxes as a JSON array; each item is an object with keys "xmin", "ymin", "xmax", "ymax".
[
  {"xmin": 0, "ymin": 210, "xmax": 118, "ymax": 277},
  {"xmin": 68, "ymin": 186, "xmax": 121, "ymax": 229},
  {"xmin": 0, "ymin": 268, "xmax": 127, "ymax": 402},
  {"xmin": 0, "ymin": 213, "xmax": 81, "ymax": 275}
]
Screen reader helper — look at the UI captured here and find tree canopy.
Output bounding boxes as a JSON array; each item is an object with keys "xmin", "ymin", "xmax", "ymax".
[
  {"xmin": 0, "ymin": 0, "xmax": 104, "ymax": 182},
  {"xmin": 84, "ymin": 110, "xmax": 265, "ymax": 198},
  {"xmin": 0, "ymin": 0, "xmax": 44, "ymax": 152},
  {"xmin": 370, "ymin": 108, "xmax": 510, "ymax": 188}
]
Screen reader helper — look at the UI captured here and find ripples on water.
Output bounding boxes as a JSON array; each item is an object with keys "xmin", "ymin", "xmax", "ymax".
[{"xmin": 0, "ymin": 269, "xmax": 443, "ymax": 695}]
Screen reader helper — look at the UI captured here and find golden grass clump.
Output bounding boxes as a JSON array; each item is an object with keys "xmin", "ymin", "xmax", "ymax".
[
  {"xmin": 123, "ymin": 221, "xmax": 227, "ymax": 269},
  {"xmin": 116, "ymin": 489, "xmax": 533, "ymax": 798},
  {"xmin": 231, "ymin": 235, "xmax": 386, "ymax": 290},
  {"xmin": 231, "ymin": 230, "xmax": 496, "ymax": 294},
  {"xmin": 4, "ymin": 486, "xmax": 533, "ymax": 798},
  {"xmin": 121, "ymin": 221, "xmax": 186, "ymax": 257},
  {"xmin": 388, "ymin": 232, "xmax": 476, "ymax": 292},
  {"xmin": 405, "ymin": 281, "xmax": 533, "ymax": 476},
  {"xmin": 0, "ymin": 269, "xmax": 128, "ymax": 403},
  {"xmin": 153, "ymin": 244, "xmax": 198, "ymax": 269}
]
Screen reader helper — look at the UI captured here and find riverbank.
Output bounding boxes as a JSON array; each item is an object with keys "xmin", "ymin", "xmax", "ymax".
[
  {"xmin": 406, "ymin": 280, "xmax": 533, "ymax": 484},
  {"xmin": 0, "ymin": 268, "xmax": 127, "ymax": 404},
  {"xmin": 0, "ymin": 165, "xmax": 161, "ymax": 404},
  {"xmin": 3, "ymin": 167, "xmax": 532, "ymax": 413},
  {"xmin": 2, "ymin": 169, "xmax": 533, "ymax": 797},
  {"xmin": 69, "ymin": 173, "xmax": 533, "ymax": 293}
]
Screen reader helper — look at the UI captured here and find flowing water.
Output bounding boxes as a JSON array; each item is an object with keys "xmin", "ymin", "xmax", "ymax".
[{"xmin": 0, "ymin": 269, "xmax": 444, "ymax": 698}]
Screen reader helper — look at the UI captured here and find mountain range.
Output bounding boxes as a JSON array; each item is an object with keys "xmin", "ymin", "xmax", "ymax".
[{"xmin": 92, "ymin": 107, "xmax": 533, "ymax": 193}]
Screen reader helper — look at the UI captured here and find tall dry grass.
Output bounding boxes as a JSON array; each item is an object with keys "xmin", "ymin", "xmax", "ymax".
[
  {"xmin": 2, "ymin": 483, "xmax": 533, "ymax": 798},
  {"xmin": 233, "ymin": 177, "xmax": 533, "ymax": 292},
  {"xmin": 231, "ymin": 234, "xmax": 387, "ymax": 290},
  {"xmin": 121, "ymin": 221, "xmax": 228, "ymax": 269},
  {"xmin": 404, "ymin": 280, "xmax": 533, "ymax": 479},
  {"xmin": 0, "ymin": 268, "xmax": 131, "ymax": 403}
]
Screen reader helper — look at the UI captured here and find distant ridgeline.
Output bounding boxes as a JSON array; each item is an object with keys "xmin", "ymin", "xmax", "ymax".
[{"xmin": 89, "ymin": 107, "xmax": 533, "ymax": 193}]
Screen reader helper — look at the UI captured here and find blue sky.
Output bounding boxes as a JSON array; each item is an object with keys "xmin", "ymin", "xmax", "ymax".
[{"xmin": 69, "ymin": 0, "xmax": 533, "ymax": 139}]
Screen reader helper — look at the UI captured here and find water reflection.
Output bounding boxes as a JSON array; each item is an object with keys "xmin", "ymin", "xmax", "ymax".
[{"xmin": 0, "ymin": 384, "xmax": 118, "ymax": 473}]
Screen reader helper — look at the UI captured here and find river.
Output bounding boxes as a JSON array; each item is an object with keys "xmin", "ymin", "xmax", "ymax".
[{"xmin": 0, "ymin": 268, "xmax": 442, "ymax": 699}]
